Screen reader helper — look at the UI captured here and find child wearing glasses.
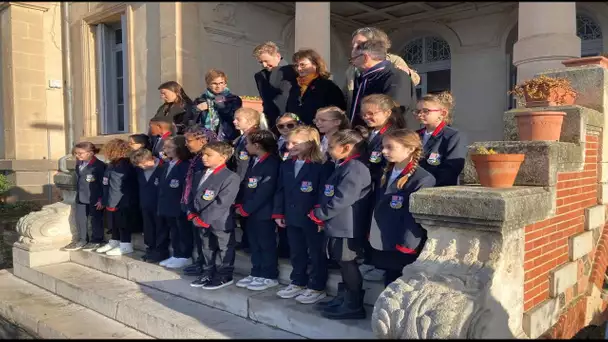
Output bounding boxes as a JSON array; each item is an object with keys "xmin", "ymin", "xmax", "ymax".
[
  {"xmin": 276, "ymin": 113, "xmax": 302, "ymax": 161},
  {"xmin": 413, "ymin": 91, "xmax": 466, "ymax": 186}
]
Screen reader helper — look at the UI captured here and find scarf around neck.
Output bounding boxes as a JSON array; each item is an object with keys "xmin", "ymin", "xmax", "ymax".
[
  {"xmin": 201, "ymin": 88, "xmax": 231, "ymax": 132},
  {"xmin": 297, "ymin": 73, "xmax": 319, "ymax": 97}
]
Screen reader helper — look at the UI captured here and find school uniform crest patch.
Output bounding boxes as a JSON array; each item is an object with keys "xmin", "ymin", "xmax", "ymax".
[
  {"xmin": 202, "ymin": 189, "xmax": 215, "ymax": 201},
  {"xmin": 369, "ymin": 151, "xmax": 382, "ymax": 164},
  {"xmin": 169, "ymin": 179, "xmax": 179, "ymax": 188},
  {"xmin": 154, "ymin": 178, "xmax": 160, "ymax": 186},
  {"xmin": 300, "ymin": 181, "xmax": 313, "ymax": 193},
  {"xmin": 102, "ymin": 177, "xmax": 109, "ymax": 185},
  {"xmin": 324, "ymin": 184, "xmax": 335, "ymax": 197},
  {"xmin": 427, "ymin": 152, "xmax": 441, "ymax": 166},
  {"xmin": 85, "ymin": 174, "xmax": 95, "ymax": 182},
  {"xmin": 239, "ymin": 151, "xmax": 249, "ymax": 161},
  {"xmin": 248, "ymin": 177, "xmax": 258, "ymax": 188},
  {"xmin": 390, "ymin": 195, "xmax": 404, "ymax": 209}
]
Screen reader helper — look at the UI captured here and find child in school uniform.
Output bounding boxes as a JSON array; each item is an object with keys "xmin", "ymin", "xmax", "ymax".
[
  {"xmin": 149, "ymin": 116, "xmax": 174, "ymax": 159},
  {"xmin": 357, "ymin": 94, "xmax": 408, "ymax": 282},
  {"xmin": 234, "ymin": 130, "xmax": 281, "ymax": 291},
  {"xmin": 130, "ymin": 148, "xmax": 165, "ymax": 262},
  {"xmin": 273, "ymin": 126, "xmax": 332, "ymax": 304},
  {"xmin": 230, "ymin": 107, "xmax": 269, "ymax": 251},
  {"xmin": 157, "ymin": 136, "xmax": 193, "ymax": 269},
  {"xmin": 96, "ymin": 139, "xmax": 138, "ymax": 255},
  {"xmin": 62, "ymin": 142, "xmax": 106, "ymax": 251},
  {"xmin": 308, "ymin": 129, "xmax": 372, "ymax": 320},
  {"xmin": 187, "ymin": 142, "xmax": 241, "ymax": 290},
  {"xmin": 129, "ymin": 134, "xmax": 153, "ymax": 151},
  {"xmin": 369, "ymin": 129, "xmax": 436, "ymax": 286},
  {"xmin": 182, "ymin": 126, "xmax": 219, "ymax": 277},
  {"xmin": 414, "ymin": 91, "xmax": 467, "ymax": 186},
  {"xmin": 314, "ymin": 106, "xmax": 350, "ymax": 158},
  {"xmin": 276, "ymin": 113, "xmax": 302, "ymax": 162}
]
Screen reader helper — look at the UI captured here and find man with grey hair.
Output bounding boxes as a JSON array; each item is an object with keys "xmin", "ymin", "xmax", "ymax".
[{"xmin": 348, "ymin": 39, "xmax": 415, "ymax": 128}]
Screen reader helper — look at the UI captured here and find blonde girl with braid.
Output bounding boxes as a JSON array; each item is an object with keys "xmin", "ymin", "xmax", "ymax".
[
  {"xmin": 314, "ymin": 106, "xmax": 350, "ymax": 157},
  {"xmin": 368, "ymin": 129, "xmax": 436, "ymax": 287},
  {"xmin": 413, "ymin": 91, "xmax": 467, "ymax": 186}
]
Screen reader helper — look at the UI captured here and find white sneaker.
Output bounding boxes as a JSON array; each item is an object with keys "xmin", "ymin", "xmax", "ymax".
[
  {"xmin": 165, "ymin": 258, "xmax": 190, "ymax": 269},
  {"xmin": 247, "ymin": 278, "xmax": 279, "ymax": 291},
  {"xmin": 159, "ymin": 257, "xmax": 176, "ymax": 267},
  {"xmin": 295, "ymin": 288, "xmax": 327, "ymax": 304},
  {"xmin": 359, "ymin": 264, "xmax": 375, "ymax": 275},
  {"xmin": 106, "ymin": 242, "xmax": 134, "ymax": 256},
  {"xmin": 363, "ymin": 268, "xmax": 386, "ymax": 282},
  {"xmin": 96, "ymin": 239, "xmax": 119, "ymax": 253},
  {"xmin": 276, "ymin": 284, "xmax": 306, "ymax": 299},
  {"xmin": 236, "ymin": 275, "xmax": 255, "ymax": 288}
]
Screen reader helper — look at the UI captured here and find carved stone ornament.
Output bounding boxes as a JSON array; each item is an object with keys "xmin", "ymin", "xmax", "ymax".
[
  {"xmin": 212, "ymin": 3, "xmax": 237, "ymax": 26},
  {"xmin": 15, "ymin": 166, "xmax": 77, "ymax": 250}
]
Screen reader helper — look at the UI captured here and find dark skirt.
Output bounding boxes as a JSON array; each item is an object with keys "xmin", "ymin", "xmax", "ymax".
[
  {"xmin": 370, "ymin": 249, "xmax": 418, "ymax": 272},
  {"xmin": 326, "ymin": 236, "xmax": 364, "ymax": 262}
]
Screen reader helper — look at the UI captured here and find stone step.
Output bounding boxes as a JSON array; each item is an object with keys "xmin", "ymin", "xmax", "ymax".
[
  {"xmin": 0, "ymin": 269, "xmax": 151, "ymax": 339},
  {"xmin": 127, "ymin": 230, "xmax": 386, "ymax": 306},
  {"xmin": 12, "ymin": 261, "xmax": 304, "ymax": 339},
  {"xmin": 65, "ymin": 249, "xmax": 375, "ymax": 339}
]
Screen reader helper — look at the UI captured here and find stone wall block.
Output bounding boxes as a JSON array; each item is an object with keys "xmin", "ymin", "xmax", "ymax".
[{"xmin": 549, "ymin": 262, "xmax": 578, "ymax": 298}]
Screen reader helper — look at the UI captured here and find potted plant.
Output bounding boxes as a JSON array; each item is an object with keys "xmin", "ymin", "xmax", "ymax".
[
  {"xmin": 470, "ymin": 147, "xmax": 525, "ymax": 188},
  {"xmin": 509, "ymin": 75, "xmax": 577, "ymax": 108},
  {"xmin": 513, "ymin": 110, "xmax": 566, "ymax": 141},
  {"xmin": 562, "ymin": 54, "xmax": 608, "ymax": 69},
  {"xmin": 240, "ymin": 95, "xmax": 264, "ymax": 113}
]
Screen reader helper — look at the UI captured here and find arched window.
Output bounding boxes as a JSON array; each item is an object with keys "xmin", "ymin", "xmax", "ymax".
[
  {"xmin": 577, "ymin": 14, "xmax": 603, "ymax": 57},
  {"xmin": 401, "ymin": 36, "xmax": 451, "ymax": 98}
]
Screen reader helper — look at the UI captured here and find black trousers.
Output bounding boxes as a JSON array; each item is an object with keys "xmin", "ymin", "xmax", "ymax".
[
  {"xmin": 244, "ymin": 218, "xmax": 278, "ymax": 279},
  {"xmin": 192, "ymin": 222, "xmax": 203, "ymax": 263},
  {"xmin": 142, "ymin": 208, "xmax": 163, "ymax": 251},
  {"xmin": 328, "ymin": 237, "xmax": 364, "ymax": 295},
  {"xmin": 200, "ymin": 228, "xmax": 236, "ymax": 279},
  {"xmin": 371, "ymin": 249, "xmax": 419, "ymax": 287},
  {"xmin": 75, "ymin": 201, "xmax": 104, "ymax": 243},
  {"xmin": 163, "ymin": 215, "xmax": 193, "ymax": 259},
  {"xmin": 277, "ymin": 227, "xmax": 290, "ymax": 257},
  {"xmin": 109, "ymin": 208, "xmax": 131, "ymax": 243},
  {"xmin": 286, "ymin": 225, "xmax": 327, "ymax": 291},
  {"xmin": 129, "ymin": 204, "xmax": 144, "ymax": 234}
]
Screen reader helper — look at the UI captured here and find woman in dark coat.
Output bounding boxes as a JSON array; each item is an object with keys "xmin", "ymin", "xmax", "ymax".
[
  {"xmin": 192, "ymin": 69, "xmax": 242, "ymax": 142},
  {"xmin": 153, "ymin": 81, "xmax": 196, "ymax": 135},
  {"xmin": 286, "ymin": 49, "xmax": 346, "ymax": 126}
]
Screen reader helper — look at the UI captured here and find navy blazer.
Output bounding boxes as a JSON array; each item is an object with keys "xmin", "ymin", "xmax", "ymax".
[
  {"xmin": 189, "ymin": 165, "xmax": 240, "ymax": 232},
  {"xmin": 366, "ymin": 123, "xmax": 393, "ymax": 186},
  {"xmin": 272, "ymin": 158, "xmax": 333, "ymax": 230},
  {"xmin": 310, "ymin": 155, "xmax": 372, "ymax": 239},
  {"xmin": 417, "ymin": 122, "xmax": 467, "ymax": 187},
  {"xmin": 158, "ymin": 159, "xmax": 189, "ymax": 217},
  {"xmin": 278, "ymin": 139, "xmax": 290, "ymax": 162},
  {"xmin": 286, "ymin": 77, "xmax": 346, "ymax": 125},
  {"xmin": 151, "ymin": 132, "xmax": 172, "ymax": 158},
  {"xmin": 369, "ymin": 165, "xmax": 436, "ymax": 254},
  {"xmin": 102, "ymin": 158, "xmax": 137, "ymax": 209},
  {"xmin": 235, "ymin": 153, "xmax": 280, "ymax": 221},
  {"xmin": 229, "ymin": 134, "xmax": 250, "ymax": 181},
  {"xmin": 75, "ymin": 157, "xmax": 106, "ymax": 205},
  {"xmin": 192, "ymin": 91, "xmax": 242, "ymax": 141},
  {"xmin": 135, "ymin": 159, "xmax": 165, "ymax": 211}
]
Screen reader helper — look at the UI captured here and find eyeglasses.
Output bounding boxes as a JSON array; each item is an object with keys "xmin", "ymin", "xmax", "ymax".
[
  {"xmin": 412, "ymin": 109, "xmax": 442, "ymax": 116},
  {"xmin": 277, "ymin": 123, "xmax": 297, "ymax": 130},
  {"xmin": 209, "ymin": 81, "xmax": 226, "ymax": 87}
]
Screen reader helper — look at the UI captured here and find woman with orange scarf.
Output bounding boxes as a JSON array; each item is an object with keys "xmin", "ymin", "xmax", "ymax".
[{"xmin": 286, "ymin": 49, "xmax": 346, "ymax": 126}]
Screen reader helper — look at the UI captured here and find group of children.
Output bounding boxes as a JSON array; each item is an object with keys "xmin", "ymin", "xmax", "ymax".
[{"xmin": 64, "ymin": 91, "xmax": 467, "ymax": 320}]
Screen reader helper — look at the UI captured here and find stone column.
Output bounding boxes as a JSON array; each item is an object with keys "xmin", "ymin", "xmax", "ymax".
[
  {"xmin": 513, "ymin": 2, "xmax": 580, "ymax": 83},
  {"xmin": 295, "ymin": 2, "xmax": 331, "ymax": 70}
]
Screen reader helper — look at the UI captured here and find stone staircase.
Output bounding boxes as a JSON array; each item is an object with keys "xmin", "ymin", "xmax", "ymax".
[{"xmin": 7, "ymin": 230, "xmax": 382, "ymax": 339}]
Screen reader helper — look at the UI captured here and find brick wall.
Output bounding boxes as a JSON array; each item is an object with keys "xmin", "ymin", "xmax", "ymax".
[{"xmin": 523, "ymin": 134, "xmax": 607, "ymax": 338}]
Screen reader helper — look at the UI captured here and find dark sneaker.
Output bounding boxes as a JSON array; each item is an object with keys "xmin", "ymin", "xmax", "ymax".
[
  {"xmin": 82, "ymin": 242, "xmax": 102, "ymax": 251},
  {"xmin": 201, "ymin": 277, "xmax": 234, "ymax": 290},
  {"xmin": 190, "ymin": 274, "xmax": 213, "ymax": 288},
  {"xmin": 62, "ymin": 241, "xmax": 86, "ymax": 251}
]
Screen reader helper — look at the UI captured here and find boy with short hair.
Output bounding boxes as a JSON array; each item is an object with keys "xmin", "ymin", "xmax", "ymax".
[
  {"xmin": 130, "ymin": 148, "xmax": 166, "ymax": 262},
  {"xmin": 187, "ymin": 141, "xmax": 240, "ymax": 290},
  {"xmin": 149, "ymin": 116, "xmax": 174, "ymax": 159}
]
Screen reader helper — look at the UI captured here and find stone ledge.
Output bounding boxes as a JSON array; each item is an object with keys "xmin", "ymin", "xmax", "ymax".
[
  {"xmin": 585, "ymin": 205, "xmax": 605, "ymax": 231},
  {"xmin": 523, "ymin": 298, "xmax": 560, "ymax": 339},
  {"xmin": 570, "ymin": 231, "xmax": 593, "ymax": 261},
  {"xmin": 463, "ymin": 141, "xmax": 584, "ymax": 187},
  {"xmin": 0, "ymin": 159, "xmax": 58, "ymax": 172},
  {"xmin": 504, "ymin": 105, "xmax": 603, "ymax": 144},
  {"xmin": 410, "ymin": 186, "xmax": 553, "ymax": 230},
  {"xmin": 550, "ymin": 262, "xmax": 578, "ymax": 298},
  {"xmin": 538, "ymin": 66, "xmax": 608, "ymax": 114}
]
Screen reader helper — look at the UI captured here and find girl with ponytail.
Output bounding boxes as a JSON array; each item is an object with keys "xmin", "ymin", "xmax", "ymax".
[{"xmin": 368, "ymin": 129, "xmax": 436, "ymax": 287}]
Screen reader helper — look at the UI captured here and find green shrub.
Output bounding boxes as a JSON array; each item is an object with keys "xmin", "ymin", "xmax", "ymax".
[{"xmin": 0, "ymin": 174, "xmax": 12, "ymax": 198}]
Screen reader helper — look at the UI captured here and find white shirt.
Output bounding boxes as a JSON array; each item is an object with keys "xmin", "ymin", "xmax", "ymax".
[
  {"xmin": 387, "ymin": 166, "xmax": 404, "ymax": 188},
  {"xmin": 294, "ymin": 159, "xmax": 305, "ymax": 177},
  {"xmin": 78, "ymin": 161, "xmax": 87, "ymax": 172},
  {"xmin": 277, "ymin": 136, "xmax": 286, "ymax": 150},
  {"xmin": 422, "ymin": 130, "xmax": 432, "ymax": 146},
  {"xmin": 253, "ymin": 156, "xmax": 260, "ymax": 167},
  {"xmin": 144, "ymin": 159, "xmax": 160, "ymax": 181},
  {"xmin": 320, "ymin": 136, "xmax": 329, "ymax": 153},
  {"xmin": 197, "ymin": 168, "xmax": 214, "ymax": 189},
  {"xmin": 368, "ymin": 129, "xmax": 379, "ymax": 142},
  {"xmin": 165, "ymin": 159, "xmax": 178, "ymax": 178}
]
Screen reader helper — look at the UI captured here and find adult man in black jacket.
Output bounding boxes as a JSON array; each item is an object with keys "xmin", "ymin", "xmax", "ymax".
[
  {"xmin": 252, "ymin": 41, "xmax": 299, "ymax": 132},
  {"xmin": 349, "ymin": 39, "xmax": 416, "ymax": 128}
]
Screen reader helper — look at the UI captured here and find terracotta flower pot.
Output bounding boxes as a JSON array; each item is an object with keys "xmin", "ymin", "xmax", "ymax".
[
  {"xmin": 523, "ymin": 86, "xmax": 576, "ymax": 108},
  {"xmin": 562, "ymin": 56, "xmax": 608, "ymax": 69},
  {"xmin": 240, "ymin": 98, "xmax": 264, "ymax": 113},
  {"xmin": 471, "ymin": 154, "xmax": 525, "ymax": 188},
  {"xmin": 514, "ymin": 111, "xmax": 566, "ymax": 141}
]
